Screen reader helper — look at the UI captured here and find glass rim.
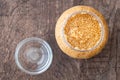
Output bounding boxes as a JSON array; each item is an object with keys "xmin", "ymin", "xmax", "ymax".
[
  {"xmin": 15, "ymin": 37, "xmax": 53, "ymax": 75},
  {"xmin": 61, "ymin": 10, "xmax": 104, "ymax": 52}
]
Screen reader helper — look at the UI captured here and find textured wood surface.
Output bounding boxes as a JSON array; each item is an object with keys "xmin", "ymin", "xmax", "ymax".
[{"xmin": 0, "ymin": 0, "xmax": 120, "ymax": 80}]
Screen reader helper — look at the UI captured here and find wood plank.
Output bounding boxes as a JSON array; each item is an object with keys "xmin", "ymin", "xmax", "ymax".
[{"xmin": 0, "ymin": 0, "xmax": 120, "ymax": 80}]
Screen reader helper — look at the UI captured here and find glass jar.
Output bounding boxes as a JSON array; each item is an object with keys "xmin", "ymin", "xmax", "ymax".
[{"xmin": 55, "ymin": 6, "xmax": 108, "ymax": 59}]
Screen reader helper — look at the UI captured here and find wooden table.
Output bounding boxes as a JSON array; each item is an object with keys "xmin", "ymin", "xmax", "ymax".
[{"xmin": 0, "ymin": 0, "xmax": 120, "ymax": 80}]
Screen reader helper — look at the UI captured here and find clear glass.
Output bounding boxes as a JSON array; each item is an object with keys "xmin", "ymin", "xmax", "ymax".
[
  {"xmin": 15, "ymin": 37, "xmax": 53, "ymax": 75},
  {"xmin": 62, "ymin": 11, "xmax": 104, "ymax": 52}
]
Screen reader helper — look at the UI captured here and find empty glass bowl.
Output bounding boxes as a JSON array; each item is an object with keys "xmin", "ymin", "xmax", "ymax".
[{"xmin": 15, "ymin": 37, "xmax": 53, "ymax": 75}]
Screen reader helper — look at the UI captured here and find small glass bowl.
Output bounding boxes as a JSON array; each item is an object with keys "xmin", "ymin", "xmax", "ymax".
[{"xmin": 15, "ymin": 37, "xmax": 53, "ymax": 75}]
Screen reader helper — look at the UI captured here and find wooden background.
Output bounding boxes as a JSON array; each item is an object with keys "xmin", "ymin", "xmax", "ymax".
[{"xmin": 0, "ymin": 0, "xmax": 120, "ymax": 80}]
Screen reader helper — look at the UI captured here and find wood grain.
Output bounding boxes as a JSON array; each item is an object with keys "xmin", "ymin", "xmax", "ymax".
[{"xmin": 0, "ymin": 0, "xmax": 120, "ymax": 80}]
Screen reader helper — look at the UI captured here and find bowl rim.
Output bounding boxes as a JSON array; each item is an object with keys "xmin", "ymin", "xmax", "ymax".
[{"xmin": 15, "ymin": 37, "xmax": 53, "ymax": 75}]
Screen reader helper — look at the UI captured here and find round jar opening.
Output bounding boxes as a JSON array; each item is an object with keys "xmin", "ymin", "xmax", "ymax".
[{"xmin": 62, "ymin": 11, "xmax": 104, "ymax": 52}]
